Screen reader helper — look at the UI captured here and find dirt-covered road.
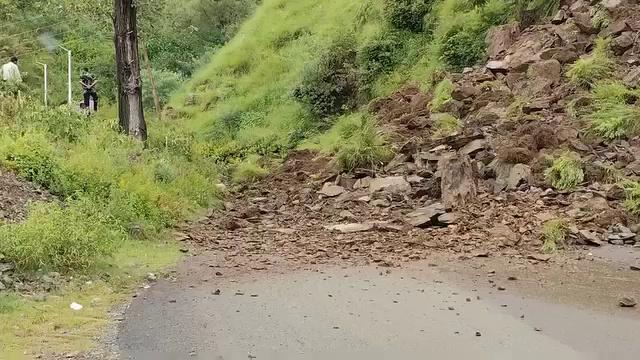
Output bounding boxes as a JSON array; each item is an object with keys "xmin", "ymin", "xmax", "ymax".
[{"xmin": 117, "ymin": 249, "xmax": 640, "ymax": 360}]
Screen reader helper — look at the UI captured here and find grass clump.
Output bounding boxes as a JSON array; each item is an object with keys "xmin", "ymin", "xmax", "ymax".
[
  {"xmin": 541, "ymin": 218, "xmax": 569, "ymax": 253},
  {"xmin": 588, "ymin": 81, "xmax": 640, "ymax": 140},
  {"xmin": 232, "ymin": 154, "xmax": 269, "ymax": 184},
  {"xmin": 441, "ymin": 27, "xmax": 486, "ymax": 71},
  {"xmin": 544, "ymin": 152, "xmax": 584, "ymax": 190},
  {"xmin": 0, "ymin": 200, "xmax": 121, "ymax": 271},
  {"xmin": 432, "ymin": 113, "xmax": 462, "ymax": 139},
  {"xmin": 430, "ymin": 78, "xmax": 454, "ymax": 111},
  {"xmin": 567, "ymin": 38, "xmax": 615, "ymax": 88},
  {"xmin": 303, "ymin": 113, "xmax": 391, "ymax": 171},
  {"xmin": 622, "ymin": 181, "xmax": 640, "ymax": 215}
]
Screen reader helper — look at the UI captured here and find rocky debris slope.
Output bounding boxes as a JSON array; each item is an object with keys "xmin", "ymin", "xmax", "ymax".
[{"xmin": 184, "ymin": 0, "xmax": 640, "ymax": 269}]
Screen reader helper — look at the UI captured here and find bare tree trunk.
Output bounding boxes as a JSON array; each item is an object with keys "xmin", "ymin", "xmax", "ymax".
[
  {"xmin": 114, "ymin": 0, "xmax": 147, "ymax": 141},
  {"xmin": 141, "ymin": 41, "xmax": 162, "ymax": 121}
]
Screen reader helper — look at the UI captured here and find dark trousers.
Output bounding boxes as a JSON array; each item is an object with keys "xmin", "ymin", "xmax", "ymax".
[{"xmin": 83, "ymin": 90, "xmax": 98, "ymax": 111}]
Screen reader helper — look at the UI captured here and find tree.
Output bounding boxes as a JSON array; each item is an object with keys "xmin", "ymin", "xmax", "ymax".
[{"xmin": 114, "ymin": 0, "xmax": 147, "ymax": 141}]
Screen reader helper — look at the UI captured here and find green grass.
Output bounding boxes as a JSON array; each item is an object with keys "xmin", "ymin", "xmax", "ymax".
[
  {"xmin": 430, "ymin": 78, "xmax": 454, "ymax": 111},
  {"xmin": 302, "ymin": 113, "xmax": 391, "ymax": 171},
  {"xmin": 544, "ymin": 152, "xmax": 584, "ymax": 190},
  {"xmin": 0, "ymin": 240, "xmax": 181, "ymax": 359},
  {"xmin": 232, "ymin": 154, "xmax": 269, "ymax": 184},
  {"xmin": 587, "ymin": 81, "xmax": 640, "ymax": 140},
  {"xmin": 566, "ymin": 38, "xmax": 615, "ymax": 88},
  {"xmin": 541, "ymin": 218, "xmax": 568, "ymax": 253},
  {"xmin": 623, "ymin": 181, "xmax": 640, "ymax": 216},
  {"xmin": 432, "ymin": 113, "xmax": 462, "ymax": 138}
]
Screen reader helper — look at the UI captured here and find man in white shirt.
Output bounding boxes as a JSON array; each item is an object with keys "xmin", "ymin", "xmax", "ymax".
[{"xmin": 2, "ymin": 56, "xmax": 22, "ymax": 84}]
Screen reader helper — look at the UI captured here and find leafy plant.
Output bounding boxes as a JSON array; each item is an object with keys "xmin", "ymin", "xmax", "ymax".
[
  {"xmin": 357, "ymin": 33, "xmax": 403, "ymax": 84},
  {"xmin": 430, "ymin": 78, "xmax": 454, "ymax": 111},
  {"xmin": 589, "ymin": 103, "xmax": 640, "ymax": 140},
  {"xmin": 544, "ymin": 152, "xmax": 584, "ymax": 190},
  {"xmin": 567, "ymin": 38, "xmax": 615, "ymax": 88},
  {"xmin": 623, "ymin": 181, "xmax": 640, "ymax": 215},
  {"xmin": 541, "ymin": 218, "xmax": 568, "ymax": 253}
]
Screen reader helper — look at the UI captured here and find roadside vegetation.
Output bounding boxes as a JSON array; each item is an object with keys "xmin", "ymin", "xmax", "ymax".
[
  {"xmin": 541, "ymin": 218, "xmax": 569, "ymax": 253},
  {"xmin": 544, "ymin": 152, "xmax": 584, "ymax": 190}
]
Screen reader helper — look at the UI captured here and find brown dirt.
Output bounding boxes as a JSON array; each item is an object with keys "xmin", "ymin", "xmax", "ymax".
[{"xmin": 0, "ymin": 168, "xmax": 54, "ymax": 223}]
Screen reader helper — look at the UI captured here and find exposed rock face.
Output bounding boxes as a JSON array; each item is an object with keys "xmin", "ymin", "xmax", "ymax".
[
  {"xmin": 486, "ymin": 23, "xmax": 521, "ymax": 59},
  {"xmin": 438, "ymin": 154, "xmax": 478, "ymax": 209}
]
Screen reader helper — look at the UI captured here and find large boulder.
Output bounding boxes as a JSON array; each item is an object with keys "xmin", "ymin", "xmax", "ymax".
[
  {"xmin": 438, "ymin": 154, "xmax": 478, "ymax": 209},
  {"xmin": 612, "ymin": 32, "xmax": 636, "ymax": 55},
  {"xmin": 527, "ymin": 59, "xmax": 562, "ymax": 95}
]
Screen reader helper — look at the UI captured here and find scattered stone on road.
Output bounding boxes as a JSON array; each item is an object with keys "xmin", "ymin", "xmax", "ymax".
[{"xmin": 619, "ymin": 297, "xmax": 637, "ymax": 308}]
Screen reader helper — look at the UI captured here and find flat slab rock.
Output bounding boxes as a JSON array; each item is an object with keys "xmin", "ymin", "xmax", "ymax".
[
  {"xmin": 318, "ymin": 183, "xmax": 346, "ymax": 197},
  {"xmin": 368, "ymin": 176, "xmax": 411, "ymax": 194},
  {"xmin": 324, "ymin": 223, "xmax": 374, "ymax": 233}
]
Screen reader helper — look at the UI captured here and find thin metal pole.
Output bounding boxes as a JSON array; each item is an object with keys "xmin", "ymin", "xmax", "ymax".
[
  {"xmin": 59, "ymin": 45, "xmax": 72, "ymax": 106},
  {"xmin": 36, "ymin": 62, "xmax": 48, "ymax": 107}
]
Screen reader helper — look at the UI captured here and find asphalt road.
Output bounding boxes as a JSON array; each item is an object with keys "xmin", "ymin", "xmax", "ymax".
[{"xmin": 118, "ymin": 255, "xmax": 640, "ymax": 360}]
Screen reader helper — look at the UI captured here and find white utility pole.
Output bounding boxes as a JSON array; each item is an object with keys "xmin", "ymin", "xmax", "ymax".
[
  {"xmin": 36, "ymin": 61, "xmax": 48, "ymax": 107},
  {"xmin": 58, "ymin": 45, "xmax": 72, "ymax": 106}
]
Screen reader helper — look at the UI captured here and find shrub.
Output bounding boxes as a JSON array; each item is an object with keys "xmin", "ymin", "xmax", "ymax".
[
  {"xmin": 441, "ymin": 27, "xmax": 485, "ymax": 71},
  {"xmin": 541, "ymin": 218, "xmax": 568, "ymax": 253},
  {"xmin": 383, "ymin": 0, "xmax": 434, "ymax": 32},
  {"xmin": 292, "ymin": 35, "xmax": 360, "ymax": 120},
  {"xmin": 591, "ymin": 81, "xmax": 638, "ymax": 105},
  {"xmin": 357, "ymin": 33, "xmax": 403, "ymax": 84},
  {"xmin": 0, "ymin": 200, "xmax": 122, "ymax": 271},
  {"xmin": 567, "ymin": 38, "xmax": 615, "ymax": 88},
  {"xmin": 335, "ymin": 115, "xmax": 391, "ymax": 171},
  {"xmin": 430, "ymin": 78, "xmax": 454, "ymax": 111},
  {"xmin": 432, "ymin": 113, "xmax": 462, "ymax": 138},
  {"xmin": 544, "ymin": 152, "xmax": 584, "ymax": 190},
  {"xmin": 232, "ymin": 154, "xmax": 268, "ymax": 184},
  {"xmin": 0, "ymin": 131, "xmax": 60, "ymax": 189}
]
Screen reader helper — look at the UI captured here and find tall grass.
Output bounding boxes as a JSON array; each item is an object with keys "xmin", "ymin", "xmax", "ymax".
[{"xmin": 567, "ymin": 38, "xmax": 615, "ymax": 88}]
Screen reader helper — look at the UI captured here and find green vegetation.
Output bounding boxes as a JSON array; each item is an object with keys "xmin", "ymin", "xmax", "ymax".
[
  {"xmin": 303, "ymin": 113, "xmax": 391, "ymax": 171},
  {"xmin": 623, "ymin": 181, "xmax": 640, "ymax": 216},
  {"xmin": 232, "ymin": 154, "xmax": 269, "ymax": 184},
  {"xmin": 566, "ymin": 38, "xmax": 615, "ymax": 88},
  {"xmin": 544, "ymin": 152, "xmax": 584, "ymax": 190},
  {"xmin": 432, "ymin": 113, "xmax": 462, "ymax": 138},
  {"xmin": 174, "ymin": 0, "xmax": 525, "ymax": 164},
  {"xmin": 541, "ymin": 218, "xmax": 568, "ymax": 253},
  {"xmin": 587, "ymin": 81, "xmax": 640, "ymax": 139},
  {"xmin": 430, "ymin": 78, "xmax": 454, "ymax": 111},
  {"xmin": 0, "ymin": 99, "xmax": 220, "ymax": 271}
]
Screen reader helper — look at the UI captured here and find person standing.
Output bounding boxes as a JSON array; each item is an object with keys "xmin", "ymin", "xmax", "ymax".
[
  {"xmin": 1, "ymin": 56, "xmax": 22, "ymax": 84},
  {"xmin": 80, "ymin": 67, "xmax": 98, "ymax": 112}
]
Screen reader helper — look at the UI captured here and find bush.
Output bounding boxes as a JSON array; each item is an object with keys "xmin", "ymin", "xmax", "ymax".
[
  {"xmin": 383, "ymin": 0, "xmax": 434, "ymax": 32},
  {"xmin": 335, "ymin": 115, "xmax": 392, "ymax": 171},
  {"xmin": 567, "ymin": 38, "xmax": 615, "ymax": 88},
  {"xmin": 430, "ymin": 78, "xmax": 454, "ymax": 111},
  {"xmin": 431, "ymin": 113, "xmax": 462, "ymax": 138},
  {"xmin": 0, "ymin": 200, "xmax": 122, "ymax": 271},
  {"xmin": 544, "ymin": 152, "xmax": 584, "ymax": 190},
  {"xmin": 232, "ymin": 154, "xmax": 268, "ymax": 184},
  {"xmin": 357, "ymin": 33, "xmax": 403, "ymax": 85},
  {"xmin": 0, "ymin": 131, "xmax": 60, "ymax": 189},
  {"xmin": 292, "ymin": 35, "xmax": 360, "ymax": 121},
  {"xmin": 441, "ymin": 27, "xmax": 485, "ymax": 71},
  {"xmin": 541, "ymin": 218, "xmax": 568, "ymax": 253}
]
